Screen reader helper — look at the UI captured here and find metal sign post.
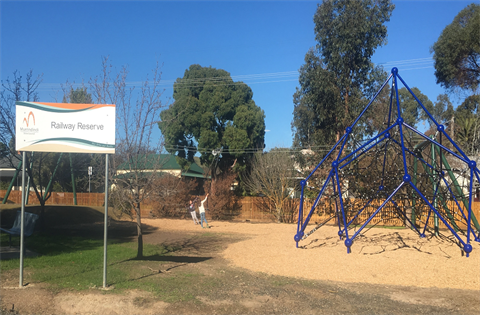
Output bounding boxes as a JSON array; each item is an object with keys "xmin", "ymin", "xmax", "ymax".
[
  {"xmin": 19, "ymin": 151, "xmax": 26, "ymax": 287},
  {"xmin": 103, "ymin": 155, "xmax": 109, "ymax": 288},
  {"xmin": 88, "ymin": 166, "xmax": 92, "ymax": 193}
]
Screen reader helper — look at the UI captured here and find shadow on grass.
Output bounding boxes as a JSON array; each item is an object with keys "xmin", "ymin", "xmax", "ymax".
[
  {"xmin": 108, "ymin": 255, "xmax": 213, "ymax": 285},
  {"xmin": 0, "ymin": 205, "xmax": 160, "ymax": 257},
  {"xmin": 129, "ymin": 254, "xmax": 212, "ymax": 264}
]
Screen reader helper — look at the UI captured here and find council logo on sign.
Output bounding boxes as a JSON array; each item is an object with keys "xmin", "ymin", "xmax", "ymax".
[
  {"xmin": 20, "ymin": 110, "xmax": 39, "ymax": 135},
  {"xmin": 23, "ymin": 111, "xmax": 35, "ymax": 126}
]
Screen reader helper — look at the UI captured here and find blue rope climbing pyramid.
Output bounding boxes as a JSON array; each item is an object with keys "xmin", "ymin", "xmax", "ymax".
[{"xmin": 295, "ymin": 67, "xmax": 480, "ymax": 257}]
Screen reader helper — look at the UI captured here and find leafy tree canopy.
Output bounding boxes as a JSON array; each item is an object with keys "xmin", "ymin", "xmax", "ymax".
[
  {"xmin": 455, "ymin": 94, "xmax": 479, "ymax": 122},
  {"xmin": 0, "ymin": 142, "xmax": 8, "ymax": 159},
  {"xmin": 159, "ymin": 65, "xmax": 265, "ymax": 174},
  {"xmin": 292, "ymin": 0, "xmax": 394, "ymax": 149},
  {"xmin": 453, "ymin": 95, "xmax": 479, "ymax": 154},
  {"xmin": 422, "ymin": 93, "xmax": 454, "ymax": 128},
  {"xmin": 292, "ymin": 50, "xmax": 340, "ymax": 147},
  {"xmin": 54, "ymin": 87, "xmax": 95, "ymax": 192},
  {"xmin": 62, "ymin": 87, "xmax": 93, "ymax": 104},
  {"xmin": 396, "ymin": 87, "xmax": 433, "ymax": 128},
  {"xmin": 314, "ymin": 0, "xmax": 394, "ymax": 91},
  {"xmin": 432, "ymin": 3, "xmax": 480, "ymax": 93}
]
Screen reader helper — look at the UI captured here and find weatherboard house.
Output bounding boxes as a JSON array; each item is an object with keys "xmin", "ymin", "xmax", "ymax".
[
  {"xmin": 0, "ymin": 156, "xmax": 21, "ymax": 190},
  {"xmin": 114, "ymin": 154, "xmax": 207, "ymax": 185}
]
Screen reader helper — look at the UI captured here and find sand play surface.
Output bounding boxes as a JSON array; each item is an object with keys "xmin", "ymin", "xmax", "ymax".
[{"xmin": 143, "ymin": 218, "xmax": 480, "ymax": 291}]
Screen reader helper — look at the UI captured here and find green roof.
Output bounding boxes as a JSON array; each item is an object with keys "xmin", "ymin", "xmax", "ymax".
[{"xmin": 117, "ymin": 154, "xmax": 206, "ymax": 178}]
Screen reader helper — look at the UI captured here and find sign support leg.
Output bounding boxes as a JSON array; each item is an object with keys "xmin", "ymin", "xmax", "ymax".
[{"xmin": 103, "ymin": 154, "xmax": 109, "ymax": 288}]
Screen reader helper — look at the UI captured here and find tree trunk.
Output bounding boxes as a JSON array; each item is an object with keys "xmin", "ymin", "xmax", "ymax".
[
  {"xmin": 135, "ymin": 203, "xmax": 143, "ymax": 258},
  {"xmin": 276, "ymin": 205, "xmax": 282, "ymax": 223},
  {"xmin": 210, "ymin": 178, "xmax": 216, "ymax": 196},
  {"xmin": 344, "ymin": 88, "xmax": 349, "ymax": 125},
  {"xmin": 40, "ymin": 200, "xmax": 46, "ymax": 232}
]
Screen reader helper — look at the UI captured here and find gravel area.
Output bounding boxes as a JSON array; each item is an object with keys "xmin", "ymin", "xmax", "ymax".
[{"xmin": 143, "ymin": 218, "xmax": 480, "ymax": 290}]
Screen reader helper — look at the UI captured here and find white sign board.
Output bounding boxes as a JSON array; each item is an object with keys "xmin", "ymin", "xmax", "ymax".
[{"xmin": 16, "ymin": 102, "xmax": 115, "ymax": 153}]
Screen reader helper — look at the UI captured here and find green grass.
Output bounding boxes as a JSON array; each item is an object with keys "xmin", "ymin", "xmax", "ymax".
[
  {"xmin": 0, "ymin": 233, "xmax": 220, "ymax": 302},
  {"xmin": 0, "ymin": 205, "xmax": 225, "ymax": 303},
  {"xmin": 2, "ymin": 234, "xmax": 173, "ymax": 290}
]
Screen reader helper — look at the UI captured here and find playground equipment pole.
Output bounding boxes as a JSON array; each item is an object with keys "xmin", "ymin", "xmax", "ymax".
[
  {"xmin": 412, "ymin": 157, "xmax": 417, "ymax": 228},
  {"xmin": 414, "ymin": 136, "xmax": 460, "ymax": 232},
  {"xmin": 43, "ymin": 153, "xmax": 63, "ymax": 199},
  {"xmin": 435, "ymin": 145, "xmax": 480, "ymax": 231},
  {"xmin": 415, "ymin": 150, "xmax": 460, "ymax": 232},
  {"xmin": 431, "ymin": 136, "xmax": 439, "ymax": 236},
  {"xmin": 294, "ymin": 67, "xmax": 478, "ymax": 254},
  {"xmin": 69, "ymin": 154, "xmax": 77, "ymax": 205},
  {"xmin": 2, "ymin": 160, "xmax": 22, "ymax": 204}
]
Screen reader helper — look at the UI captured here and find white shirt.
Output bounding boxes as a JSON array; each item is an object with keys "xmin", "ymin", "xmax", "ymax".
[{"xmin": 199, "ymin": 195, "xmax": 208, "ymax": 213}]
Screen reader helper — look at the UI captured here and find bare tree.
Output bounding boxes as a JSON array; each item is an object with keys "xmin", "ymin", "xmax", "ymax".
[
  {"xmin": 25, "ymin": 152, "xmax": 64, "ymax": 229},
  {"xmin": 243, "ymin": 148, "xmax": 300, "ymax": 223},
  {"xmin": 1, "ymin": 70, "xmax": 43, "ymax": 163},
  {"xmin": 0, "ymin": 70, "xmax": 58, "ymax": 228},
  {"xmin": 203, "ymin": 171, "xmax": 237, "ymax": 220},
  {"xmin": 150, "ymin": 174, "xmax": 198, "ymax": 218},
  {"xmin": 90, "ymin": 57, "xmax": 168, "ymax": 258}
]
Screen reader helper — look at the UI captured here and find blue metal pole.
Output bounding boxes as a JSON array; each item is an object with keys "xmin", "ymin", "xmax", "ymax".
[
  {"xmin": 304, "ymin": 133, "xmax": 347, "ymax": 182},
  {"xmin": 339, "ymin": 123, "xmax": 397, "ymax": 167},
  {"xmin": 467, "ymin": 165, "xmax": 474, "ymax": 247},
  {"xmin": 391, "ymin": 69, "xmax": 410, "ymax": 177},
  {"xmin": 351, "ymin": 182, "xmax": 405, "ymax": 241},
  {"xmin": 350, "ymin": 73, "xmax": 393, "ymax": 128},
  {"xmin": 409, "ymin": 181, "xmax": 470, "ymax": 253},
  {"xmin": 334, "ymin": 164, "xmax": 351, "ymax": 253},
  {"xmin": 403, "ymin": 124, "xmax": 468, "ymax": 163},
  {"xmin": 299, "ymin": 171, "xmax": 335, "ymax": 235},
  {"xmin": 389, "ymin": 199, "xmax": 423, "ymax": 235},
  {"xmin": 396, "ymin": 72, "xmax": 439, "ymax": 128},
  {"xmin": 295, "ymin": 182, "xmax": 306, "ymax": 247}
]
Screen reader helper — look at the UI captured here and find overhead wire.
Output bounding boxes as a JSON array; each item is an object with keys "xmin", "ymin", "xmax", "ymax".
[
  {"xmin": 36, "ymin": 57, "xmax": 436, "ymax": 92},
  {"xmin": 164, "ymin": 134, "xmax": 428, "ymax": 156},
  {"xmin": 160, "ymin": 56, "xmax": 438, "ymax": 151}
]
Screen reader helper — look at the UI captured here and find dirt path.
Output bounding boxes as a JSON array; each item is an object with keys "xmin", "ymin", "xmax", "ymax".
[{"xmin": 1, "ymin": 218, "xmax": 479, "ymax": 314}]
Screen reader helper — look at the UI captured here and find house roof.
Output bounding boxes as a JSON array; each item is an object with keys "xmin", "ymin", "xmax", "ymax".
[
  {"xmin": 0, "ymin": 155, "xmax": 22, "ymax": 169},
  {"xmin": 0, "ymin": 157, "xmax": 18, "ymax": 179},
  {"xmin": 117, "ymin": 154, "xmax": 207, "ymax": 178}
]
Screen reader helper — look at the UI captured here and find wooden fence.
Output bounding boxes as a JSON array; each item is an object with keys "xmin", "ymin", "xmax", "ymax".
[
  {"xmin": 2, "ymin": 190, "xmax": 480, "ymax": 230},
  {"xmin": 296, "ymin": 197, "xmax": 480, "ymax": 230},
  {"xmin": 1, "ymin": 190, "xmax": 105, "ymax": 207}
]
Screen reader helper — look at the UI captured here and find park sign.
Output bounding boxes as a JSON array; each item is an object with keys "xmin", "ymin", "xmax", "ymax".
[{"xmin": 16, "ymin": 102, "xmax": 115, "ymax": 154}]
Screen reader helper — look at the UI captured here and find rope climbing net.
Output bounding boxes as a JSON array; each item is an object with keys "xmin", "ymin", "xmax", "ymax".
[{"xmin": 295, "ymin": 67, "xmax": 480, "ymax": 257}]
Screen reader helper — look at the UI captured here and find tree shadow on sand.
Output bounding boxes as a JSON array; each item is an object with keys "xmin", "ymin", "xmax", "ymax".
[{"xmin": 299, "ymin": 229, "xmax": 463, "ymax": 258}]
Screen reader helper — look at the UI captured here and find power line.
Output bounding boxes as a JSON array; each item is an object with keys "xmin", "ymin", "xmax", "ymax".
[
  {"xmin": 164, "ymin": 135, "xmax": 429, "ymax": 156},
  {"xmin": 377, "ymin": 57, "xmax": 434, "ymax": 72},
  {"xmin": 34, "ymin": 57, "xmax": 437, "ymax": 92}
]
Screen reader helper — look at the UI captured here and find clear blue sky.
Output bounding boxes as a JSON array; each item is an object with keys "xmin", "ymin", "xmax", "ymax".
[{"xmin": 0, "ymin": 0, "xmax": 475, "ymax": 151}]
